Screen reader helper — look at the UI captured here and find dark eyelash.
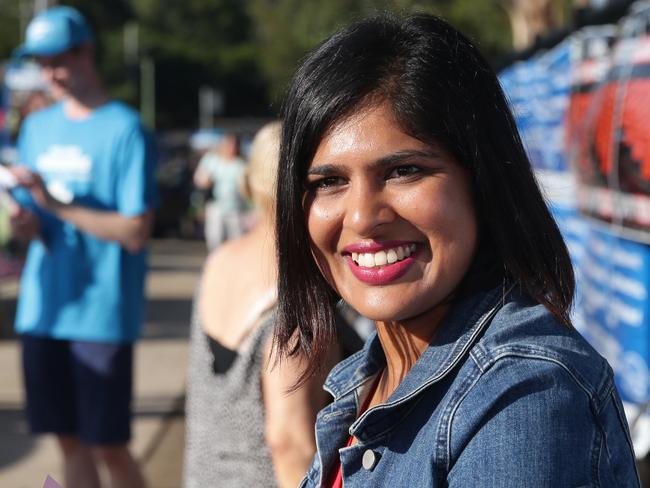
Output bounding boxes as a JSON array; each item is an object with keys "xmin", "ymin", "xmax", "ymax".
[
  {"xmin": 389, "ymin": 165, "xmax": 422, "ymax": 177},
  {"xmin": 307, "ymin": 176, "xmax": 342, "ymax": 190}
]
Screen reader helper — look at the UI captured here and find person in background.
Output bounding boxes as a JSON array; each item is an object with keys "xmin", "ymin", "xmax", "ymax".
[
  {"xmin": 193, "ymin": 132, "xmax": 246, "ymax": 250},
  {"xmin": 274, "ymin": 13, "xmax": 640, "ymax": 487},
  {"xmin": 20, "ymin": 90, "xmax": 51, "ymax": 119},
  {"xmin": 183, "ymin": 121, "xmax": 360, "ymax": 488},
  {"xmin": 12, "ymin": 90, "xmax": 52, "ymax": 141},
  {"xmin": 9, "ymin": 7, "xmax": 157, "ymax": 488}
]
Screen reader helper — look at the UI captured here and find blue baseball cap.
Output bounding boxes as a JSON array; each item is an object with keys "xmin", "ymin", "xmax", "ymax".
[{"xmin": 14, "ymin": 6, "xmax": 94, "ymax": 58}]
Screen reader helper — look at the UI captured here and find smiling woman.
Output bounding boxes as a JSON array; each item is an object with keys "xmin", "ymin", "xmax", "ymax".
[
  {"xmin": 305, "ymin": 103, "xmax": 477, "ymax": 326},
  {"xmin": 274, "ymin": 12, "xmax": 640, "ymax": 488}
]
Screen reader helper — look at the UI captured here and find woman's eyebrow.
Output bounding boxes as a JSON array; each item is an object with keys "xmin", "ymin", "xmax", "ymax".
[
  {"xmin": 306, "ymin": 164, "xmax": 345, "ymax": 176},
  {"xmin": 307, "ymin": 149, "xmax": 445, "ymax": 176},
  {"xmin": 372, "ymin": 149, "xmax": 444, "ymax": 168}
]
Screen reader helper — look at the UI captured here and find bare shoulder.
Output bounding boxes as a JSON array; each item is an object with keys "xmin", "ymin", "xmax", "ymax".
[
  {"xmin": 202, "ymin": 235, "xmax": 255, "ymax": 283},
  {"xmin": 200, "ymin": 232, "xmax": 274, "ymax": 343}
]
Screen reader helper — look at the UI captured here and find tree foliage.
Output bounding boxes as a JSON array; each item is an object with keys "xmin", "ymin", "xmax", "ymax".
[
  {"xmin": 0, "ymin": 1, "xmax": 22, "ymax": 60},
  {"xmin": 131, "ymin": 0, "xmax": 267, "ymax": 126},
  {"xmin": 247, "ymin": 0, "xmax": 513, "ymax": 103},
  {"xmin": 0, "ymin": 0, "xmax": 570, "ymax": 129}
]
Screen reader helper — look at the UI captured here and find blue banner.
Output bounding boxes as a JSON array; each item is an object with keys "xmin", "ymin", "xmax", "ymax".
[
  {"xmin": 578, "ymin": 227, "xmax": 650, "ymax": 405},
  {"xmin": 500, "ymin": 18, "xmax": 650, "ymax": 456}
]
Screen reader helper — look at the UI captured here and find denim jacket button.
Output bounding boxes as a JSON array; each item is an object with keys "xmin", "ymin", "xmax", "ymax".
[{"xmin": 362, "ymin": 449, "xmax": 377, "ymax": 470}]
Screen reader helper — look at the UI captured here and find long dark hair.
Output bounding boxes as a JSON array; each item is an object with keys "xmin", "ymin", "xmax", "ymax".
[{"xmin": 275, "ymin": 13, "xmax": 574, "ymax": 385}]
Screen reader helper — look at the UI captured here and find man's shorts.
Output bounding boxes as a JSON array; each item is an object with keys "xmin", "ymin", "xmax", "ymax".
[{"xmin": 21, "ymin": 334, "xmax": 133, "ymax": 445}]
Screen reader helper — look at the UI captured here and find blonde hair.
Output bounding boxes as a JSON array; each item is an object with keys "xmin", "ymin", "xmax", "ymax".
[{"xmin": 240, "ymin": 121, "xmax": 281, "ymax": 215}]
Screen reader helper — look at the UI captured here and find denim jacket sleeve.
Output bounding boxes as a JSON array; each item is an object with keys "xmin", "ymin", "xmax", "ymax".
[{"xmin": 447, "ymin": 354, "xmax": 640, "ymax": 488}]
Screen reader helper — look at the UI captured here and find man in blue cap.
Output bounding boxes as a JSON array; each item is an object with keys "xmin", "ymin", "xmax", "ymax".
[{"xmin": 10, "ymin": 6, "xmax": 156, "ymax": 488}]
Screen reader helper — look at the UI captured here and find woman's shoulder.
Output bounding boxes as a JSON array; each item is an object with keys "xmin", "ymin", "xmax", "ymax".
[
  {"xmin": 474, "ymin": 290, "xmax": 612, "ymax": 403},
  {"xmin": 447, "ymin": 349, "xmax": 638, "ymax": 487},
  {"xmin": 441, "ymin": 291, "xmax": 639, "ymax": 487},
  {"xmin": 202, "ymin": 233, "xmax": 259, "ymax": 277},
  {"xmin": 199, "ymin": 234, "xmax": 274, "ymax": 335},
  {"xmin": 201, "ymin": 241, "xmax": 238, "ymax": 290}
]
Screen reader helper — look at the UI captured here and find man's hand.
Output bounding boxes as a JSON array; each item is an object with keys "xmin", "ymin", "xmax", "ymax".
[
  {"xmin": 8, "ymin": 166, "xmax": 152, "ymax": 252},
  {"xmin": 10, "ymin": 167, "xmax": 57, "ymax": 210},
  {"xmin": 8, "ymin": 200, "xmax": 40, "ymax": 243}
]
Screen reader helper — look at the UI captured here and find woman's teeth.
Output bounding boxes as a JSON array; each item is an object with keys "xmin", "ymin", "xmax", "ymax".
[{"xmin": 351, "ymin": 244, "xmax": 416, "ymax": 268}]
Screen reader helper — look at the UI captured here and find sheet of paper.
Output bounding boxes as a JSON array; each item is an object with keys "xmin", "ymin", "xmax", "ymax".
[{"xmin": 0, "ymin": 165, "xmax": 17, "ymax": 190}]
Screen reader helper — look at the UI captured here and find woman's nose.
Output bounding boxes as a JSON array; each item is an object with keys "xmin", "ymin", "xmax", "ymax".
[{"xmin": 343, "ymin": 182, "xmax": 396, "ymax": 236}]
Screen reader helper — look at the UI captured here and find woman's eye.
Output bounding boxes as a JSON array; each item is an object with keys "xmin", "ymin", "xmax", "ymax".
[
  {"xmin": 388, "ymin": 165, "xmax": 422, "ymax": 179},
  {"xmin": 308, "ymin": 176, "xmax": 345, "ymax": 190}
]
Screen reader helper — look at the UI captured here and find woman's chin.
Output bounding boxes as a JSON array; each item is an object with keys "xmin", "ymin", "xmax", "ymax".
[{"xmin": 350, "ymin": 304, "xmax": 414, "ymax": 324}]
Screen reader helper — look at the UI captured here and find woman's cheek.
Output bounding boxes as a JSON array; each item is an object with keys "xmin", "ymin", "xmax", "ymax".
[{"xmin": 307, "ymin": 199, "xmax": 341, "ymax": 246}]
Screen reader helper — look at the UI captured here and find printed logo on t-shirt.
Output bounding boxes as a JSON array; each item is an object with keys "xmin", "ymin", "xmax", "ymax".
[
  {"xmin": 35, "ymin": 145, "xmax": 92, "ymax": 203},
  {"xmin": 36, "ymin": 145, "xmax": 92, "ymax": 182}
]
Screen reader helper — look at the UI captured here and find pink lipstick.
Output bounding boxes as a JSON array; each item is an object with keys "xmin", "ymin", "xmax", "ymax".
[{"xmin": 342, "ymin": 241, "xmax": 419, "ymax": 285}]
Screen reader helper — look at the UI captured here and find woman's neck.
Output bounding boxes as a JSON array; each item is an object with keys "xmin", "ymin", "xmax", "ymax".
[{"xmin": 373, "ymin": 303, "xmax": 449, "ymax": 402}]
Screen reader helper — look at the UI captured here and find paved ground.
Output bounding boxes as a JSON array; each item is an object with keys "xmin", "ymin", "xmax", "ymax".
[{"xmin": 0, "ymin": 238, "xmax": 206, "ymax": 488}]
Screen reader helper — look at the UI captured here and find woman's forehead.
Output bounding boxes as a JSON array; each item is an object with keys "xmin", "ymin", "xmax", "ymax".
[{"xmin": 308, "ymin": 103, "xmax": 452, "ymax": 171}]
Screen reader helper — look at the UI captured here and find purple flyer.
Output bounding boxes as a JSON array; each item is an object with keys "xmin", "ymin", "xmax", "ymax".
[{"xmin": 43, "ymin": 475, "xmax": 62, "ymax": 488}]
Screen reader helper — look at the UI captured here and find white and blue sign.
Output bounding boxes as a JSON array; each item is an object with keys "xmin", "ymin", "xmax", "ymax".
[
  {"xmin": 500, "ymin": 26, "xmax": 650, "ymax": 456},
  {"xmin": 578, "ymin": 227, "xmax": 650, "ymax": 405},
  {"xmin": 500, "ymin": 39, "xmax": 572, "ymax": 173}
]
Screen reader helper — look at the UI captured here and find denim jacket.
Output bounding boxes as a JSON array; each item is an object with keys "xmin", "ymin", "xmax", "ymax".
[{"xmin": 300, "ymin": 286, "xmax": 640, "ymax": 487}]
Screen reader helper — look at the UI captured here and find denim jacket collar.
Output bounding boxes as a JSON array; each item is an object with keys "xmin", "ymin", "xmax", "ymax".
[
  {"xmin": 323, "ymin": 284, "xmax": 511, "ymax": 437},
  {"xmin": 325, "ymin": 284, "xmax": 509, "ymax": 401},
  {"xmin": 310, "ymin": 285, "xmax": 511, "ymax": 485}
]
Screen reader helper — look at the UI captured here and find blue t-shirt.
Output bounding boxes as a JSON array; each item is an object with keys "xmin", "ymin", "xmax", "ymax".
[{"xmin": 13, "ymin": 101, "xmax": 158, "ymax": 343}]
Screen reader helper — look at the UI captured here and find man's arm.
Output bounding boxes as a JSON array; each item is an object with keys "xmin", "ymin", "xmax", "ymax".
[
  {"xmin": 55, "ymin": 205, "xmax": 153, "ymax": 253},
  {"xmin": 193, "ymin": 163, "xmax": 213, "ymax": 189},
  {"xmin": 11, "ymin": 167, "xmax": 153, "ymax": 253},
  {"xmin": 192, "ymin": 166, "xmax": 212, "ymax": 190},
  {"xmin": 193, "ymin": 151, "xmax": 217, "ymax": 190}
]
